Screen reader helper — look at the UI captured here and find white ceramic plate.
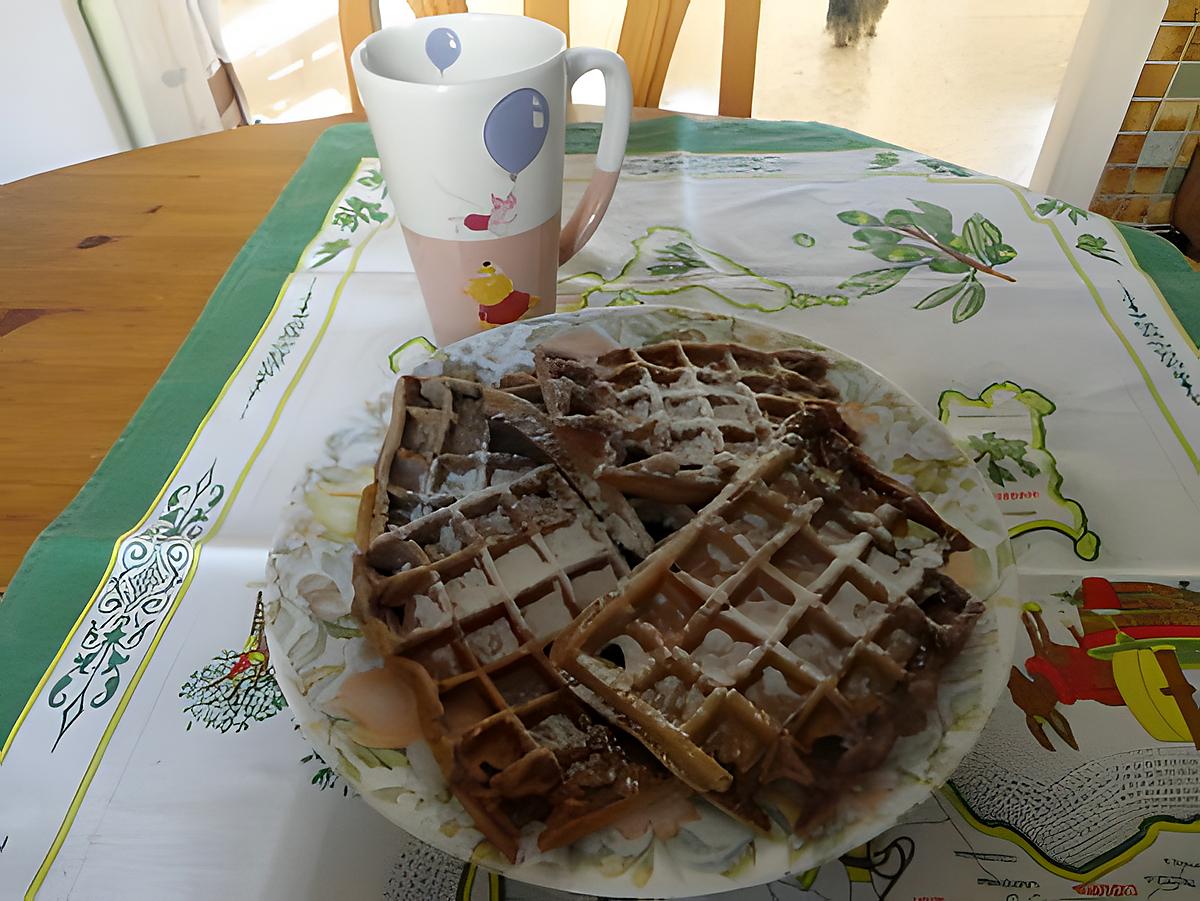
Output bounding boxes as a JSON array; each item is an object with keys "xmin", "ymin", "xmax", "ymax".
[{"xmin": 265, "ymin": 307, "xmax": 1017, "ymax": 898}]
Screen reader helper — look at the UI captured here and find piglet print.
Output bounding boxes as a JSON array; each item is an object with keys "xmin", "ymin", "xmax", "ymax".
[{"xmin": 459, "ymin": 192, "xmax": 517, "ymax": 234}]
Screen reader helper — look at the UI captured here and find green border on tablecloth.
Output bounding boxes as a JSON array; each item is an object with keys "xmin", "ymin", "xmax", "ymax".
[
  {"xmin": 568, "ymin": 115, "xmax": 902, "ymax": 154},
  {"xmin": 1, "ymin": 116, "xmax": 1197, "ymax": 740},
  {"xmin": 1116, "ymin": 223, "xmax": 1200, "ymax": 342},
  {"xmin": 0, "ymin": 126, "xmax": 370, "ymax": 739}
]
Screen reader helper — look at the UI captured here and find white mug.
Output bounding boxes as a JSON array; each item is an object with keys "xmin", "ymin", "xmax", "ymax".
[{"xmin": 352, "ymin": 14, "xmax": 632, "ymax": 342}]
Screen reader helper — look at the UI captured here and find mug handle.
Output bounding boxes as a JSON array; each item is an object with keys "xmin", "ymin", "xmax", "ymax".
[{"xmin": 559, "ymin": 47, "xmax": 633, "ymax": 265}]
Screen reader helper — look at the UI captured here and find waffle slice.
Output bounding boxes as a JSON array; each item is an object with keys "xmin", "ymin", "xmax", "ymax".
[
  {"xmin": 358, "ymin": 376, "xmax": 539, "ymax": 542},
  {"xmin": 551, "ymin": 405, "xmax": 981, "ymax": 833},
  {"xmin": 533, "ymin": 339, "xmax": 841, "ymax": 515},
  {"xmin": 353, "ymin": 461, "xmax": 678, "ymax": 861},
  {"xmin": 357, "ymin": 374, "xmax": 655, "ymax": 558}
]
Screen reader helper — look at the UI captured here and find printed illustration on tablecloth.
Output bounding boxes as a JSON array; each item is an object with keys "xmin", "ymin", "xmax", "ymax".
[
  {"xmin": 835, "ymin": 201, "xmax": 1017, "ymax": 323},
  {"xmin": 242, "ymin": 280, "xmax": 313, "ymax": 419},
  {"xmin": 388, "ymin": 336, "xmax": 437, "ymax": 373},
  {"xmin": 1010, "ymin": 578, "xmax": 1200, "ymax": 752},
  {"xmin": 383, "ymin": 837, "xmax": 526, "ymax": 901},
  {"xmin": 866, "ymin": 151, "xmax": 973, "ymax": 177},
  {"xmin": 332, "ymin": 195, "xmax": 388, "ymax": 234},
  {"xmin": 1118, "ymin": 281, "xmax": 1200, "ymax": 411},
  {"xmin": 1077, "ymin": 234, "xmax": 1121, "ymax": 264},
  {"xmin": 310, "ymin": 165, "xmax": 390, "ymax": 269},
  {"xmin": 1035, "ymin": 195, "xmax": 1126, "ymax": 268},
  {"xmin": 947, "ymin": 577, "xmax": 1200, "ymax": 881},
  {"xmin": 298, "ymin": 737, "xmax": 348, "ymax": 795},
  {"xmin": 938, "ymin": 380, "xmax": 1100, "ymax": 560},
  {"xmin": 47, "ymin": 462, "xmax": 226, "ymax": 751},
  {"xmin": 178, "ymin": 609, "xmax": 354, "ymax": 791},
  {"xmin": 179, "ymin": 594, "xmax": 285, "ymax": 733},
  {"xmin": 1034, "ymin": 196, "xmax": 1090, "ymax": 225},
  {"xmin": 621, "ymin": 152, "xmax": 785, "ymax": 177},
  {"xmin": 559, "ymin": 225, "xmax": 848, "ymax": 312},
  {"xmin": 783, "ymin": 839, "xmax": 915, "ymax": 901},
  {"xmin": 377, "ymin": 833, "xmax": 916, "ymax": 901}
]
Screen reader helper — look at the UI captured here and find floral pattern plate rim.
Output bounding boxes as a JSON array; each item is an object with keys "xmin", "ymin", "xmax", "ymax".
[{"xmin": 264, "ymin": 307, "xmax": 1018, "ymax": 898}]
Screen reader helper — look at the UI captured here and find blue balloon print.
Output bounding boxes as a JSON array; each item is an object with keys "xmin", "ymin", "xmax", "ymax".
[
  {"xmin": 483, "ymin": 88, "xmax": 550, "ymax": 180},
  {"xmin": 425, "ymin": 27, "xmax": 460, "ymax": 74}
]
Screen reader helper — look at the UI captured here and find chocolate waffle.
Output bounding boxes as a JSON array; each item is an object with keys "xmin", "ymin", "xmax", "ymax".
[
  {"xmin": 550, "ymin": 405, "xmax": 981, "ymax": 832},
  {"xmin": 353, "ymin": 376, "xmax": 678, "ymax": 860},
  {"xmin": 352, "ymin": 335, "xmax": 984, "ymax": 860},
  {"xmin": 532, "ymin": 339, "xmax": 840, "ymax": 511}
]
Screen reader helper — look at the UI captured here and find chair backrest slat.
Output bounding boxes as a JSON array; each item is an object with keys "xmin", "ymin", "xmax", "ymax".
[
  {"xmin": 616, "ymin": 0, "xmax": 691, "ymax": 109},
  {"xmin": 338, "ymin": 0, "xmax": 760, "ymax": 118},
  {"xmin": 523, "ymin": 0, "xmax": 569, "ymax": 42},
  {"xmin": 719, "ymin": 0, "xmax": 760, "ymax": 118}
]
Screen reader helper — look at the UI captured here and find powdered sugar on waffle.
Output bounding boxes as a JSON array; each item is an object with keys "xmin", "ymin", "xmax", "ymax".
[{"xmin": 350, "ymin": 314, "xmax": 998, "ymax": 868}]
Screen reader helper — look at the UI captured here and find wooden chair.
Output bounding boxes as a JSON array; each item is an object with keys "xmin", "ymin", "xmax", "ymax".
[{"xmin": 338, "ymin": 0, "xmax": 761, "ymax": 118}]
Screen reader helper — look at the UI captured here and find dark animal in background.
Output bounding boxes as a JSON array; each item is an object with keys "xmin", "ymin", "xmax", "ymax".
[{"xmin": 827, "ymin": 0, "xmax": 890, "ymax": 47}]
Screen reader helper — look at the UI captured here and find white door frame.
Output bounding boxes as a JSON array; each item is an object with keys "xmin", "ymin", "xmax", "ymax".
[{"xmin": 1029, "ymin": 0, "xmax": 1167, "ymax": 207}]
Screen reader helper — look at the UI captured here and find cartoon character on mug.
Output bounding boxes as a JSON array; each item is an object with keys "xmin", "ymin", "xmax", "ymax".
[
  {"xmin": 449, "ymin": 190, "xmax": 518, "ymax": 236},
  {"xmin": 465, "ymin": 261, "xmax": 538, "ymax": 327}
]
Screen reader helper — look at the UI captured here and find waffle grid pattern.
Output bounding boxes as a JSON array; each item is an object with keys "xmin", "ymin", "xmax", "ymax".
[
  {"xmin": 535, "ymin": 341, "xmax": 840, "ymax": 505},
  {"xmin": 357, "ymin": 462, "xmax": 678, "ymax": 859},
  {"xmin": 352, "ymin": 342, "xmax": 982, "ymax": 861},
  {"xmin": 551, "ymin": 422, "xmax": 977, "ymax": 831}
]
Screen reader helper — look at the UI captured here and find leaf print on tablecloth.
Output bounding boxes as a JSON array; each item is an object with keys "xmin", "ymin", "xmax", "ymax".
[
  {"xmin": 313, "ymin": 239, "xmax": 350, "ymax": 268},
  {"xmin": 647, "ymin": 240, "xmax": 707, "ymax": 275},
  {"xmin": 838, "ymin": 266, "xmax": 909, "ymax": 296},
  {"xmin": 967, "ymin": 431, "xmax": 1040, "ymax": 486},
  {"xmin": 179, "ymin": 595, "xmax": 285, "ymax": 733},
  {"xmin": 916, "ymin": 157, "xmax": 973, "ymax": 177},
  {"xmin": 1035, "ymin": 196, "xmax": 1089, "ymax": 225},
  {"xmin": 868, "ymin": 151, "xmax": 900, "ymax": 169},
  {"xmin": 356, "ymin": 167, "xmax": 387, "ymax": 198},
  {"xmin": 791, "ymin": 232, "xmax": 816, "ymax": 247},
  {"xmin": 241, "ymin": 280, "xmax": 312, "ymax": 418},
  {"xmin": 558, "ymin": 225, "xmax": 848, "ymax": 313},
  {"xmin": 836, "ymin": 202, "xmax": 1017, "ymax": 322},
  {"xmin": 1119, "ymin": 281, "xmax": 1200, "ymax": 408},
  {"xmin": 300, "ymin": 746, "xmax": 349, "ymax": 796},
  {"xmin": 1076, "ymin": 233, "xmax": 1120, "ymax": 263},
  {"xmin": 606, "ymin": 290, "xmax": 645, "ymax": 306},
  {"xmin": 332, "ymin": 196, "xmax": 388, "ymax": 232}
]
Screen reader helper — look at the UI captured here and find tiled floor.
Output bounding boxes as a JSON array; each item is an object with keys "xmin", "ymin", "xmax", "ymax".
[{"xmin": 220, "ymin": 0, "xmax": 1088, "ymax": 186}]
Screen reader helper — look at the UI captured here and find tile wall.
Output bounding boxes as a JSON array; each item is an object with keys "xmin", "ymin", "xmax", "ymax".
[{"xmin": 1089, "ymin": 1, "xmax": 1200, "ymax": 224}]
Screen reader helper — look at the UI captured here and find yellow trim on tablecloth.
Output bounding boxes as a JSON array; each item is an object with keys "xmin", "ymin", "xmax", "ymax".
[
  {"xmin": 0, "ymin": 270, "xmax": 297, "ymax": 765},
  {"xmin": 0, "ymin": 164, "xmax": 368, "ymax": 766},
  {"xmin": 905, "ymin": 172, "xmax": 1200, "ymax": 472},
  {"xmin": 942, "ymin": 785, "xmax": 1200, "ymax": 882},
  {"xmin": 25, "ymin": 211, "xmax": 378, "ymax": 899},
  {"xmin": 1012, "ymin": 185, "xmax": 1200, "ymax": 473}
]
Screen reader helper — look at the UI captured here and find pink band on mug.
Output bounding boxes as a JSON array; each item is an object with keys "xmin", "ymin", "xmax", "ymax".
[
  {"xmin": 559, "ymin": 47, "xmax": 632, "ymax": 265},
  {"xmin": 559, "ymin": 168, "xmax": 620, "ymax": 264}
]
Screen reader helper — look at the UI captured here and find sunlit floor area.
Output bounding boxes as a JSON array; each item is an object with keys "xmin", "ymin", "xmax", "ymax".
[{"xmin": 219, "ymin": 0, "xmax": 1089, "ymax": 186}]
